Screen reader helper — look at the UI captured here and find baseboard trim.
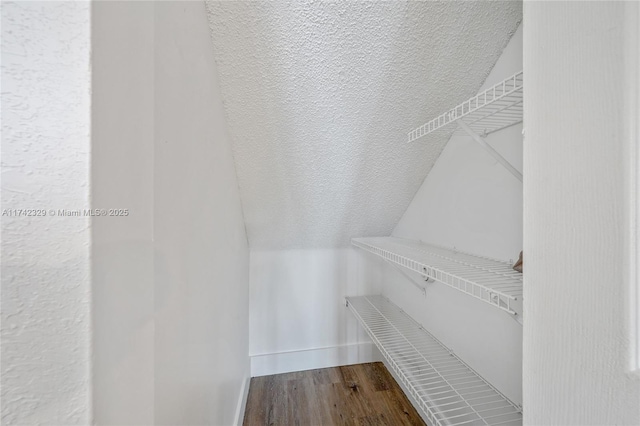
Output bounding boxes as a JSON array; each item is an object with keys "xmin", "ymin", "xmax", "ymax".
[
  {"xmin": 250, "ymin": 342, "xmax": 380, "ymax": 377},
  {"xmin": 233, "ymin": 375, "xmax": 251, "ymax": 426}
]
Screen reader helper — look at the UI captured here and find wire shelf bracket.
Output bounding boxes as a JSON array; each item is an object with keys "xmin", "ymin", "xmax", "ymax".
[
  {"xmin": 346, "ymin": 295, "xmax": 523, "ymax": 426},
  {"xmin": 352, "ymin": 237, "xmax": 523, "ymax": 322},
  {"xmin": 457, "ymin": 120, "xmax": 522, "ymax": 182},
  {"xmin": 407, "ymin": 71, "xmax": 524, "ymax": 182}
]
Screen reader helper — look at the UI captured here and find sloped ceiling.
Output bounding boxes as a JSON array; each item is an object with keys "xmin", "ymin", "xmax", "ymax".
[{"xmin": 205, "ymin": 1, "xmax": 522, "ymax": 249}]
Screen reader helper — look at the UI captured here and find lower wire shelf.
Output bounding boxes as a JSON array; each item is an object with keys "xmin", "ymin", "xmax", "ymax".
[{"xmin": 346, "ymin": 295, "xmax": 522, "ymax": 426}]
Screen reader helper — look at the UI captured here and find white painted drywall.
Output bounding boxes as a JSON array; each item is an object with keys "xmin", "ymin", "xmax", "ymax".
[
  {"xmin": 523, "ymin": 2, "xmax": 640, "ymax": 424},
  {"xmin": 249, "ymin": 248, "xmax": 383, "ymax": 376},
  {"xmin": 630, "ymin": 0, "xmax": 640, "ymax": 375},
  {"xmin": 382, "ymin": 25, "xmax": 524, "ymax": 405},
  {"xmin": 91, "ymin": 2, "xmax": 250, "ymax": 424},
  {"xmin": 153, "ymin": 2, "xmax": 249, "ymax": 424},
  {"xmin": 1, "ymin": 2, "xmax": 92, "ymax": 424},
  {"xmin": 91, "ymin": 2, "xmax": 155, "ymax": 424},
  {"xmin": 206, "ymin": 1, "xmax": 522, "ymax": 249}
]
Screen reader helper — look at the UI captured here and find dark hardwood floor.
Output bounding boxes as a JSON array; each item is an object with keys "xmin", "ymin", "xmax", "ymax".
[{"xmin": 243, "ymin": 362, "xmax": 426, "ymax": 426}]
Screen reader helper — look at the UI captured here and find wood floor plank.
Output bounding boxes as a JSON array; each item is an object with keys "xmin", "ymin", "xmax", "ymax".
[
  {"xmin": 324, "ymin": 382, "xmax": 355, "ymax": 425},
  {"xmin": 242, "ymin": 362, "xmax": 426, "ymax": 426},
  {"xmin": 359, "ymin": 362, "xmax": 391, "ymax": 392}
]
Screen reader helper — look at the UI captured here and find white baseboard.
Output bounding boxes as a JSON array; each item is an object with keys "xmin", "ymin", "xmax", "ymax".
[
  {"xmin": 250, "ymin": 342, "xmax": 380, "ymax": 377},
  {"xmin": 233, "ymin": 375, "xmax": 251, "ymax": 426}
]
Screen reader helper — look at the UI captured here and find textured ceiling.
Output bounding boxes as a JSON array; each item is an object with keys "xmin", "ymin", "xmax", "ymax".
[{"xmin": 205, "ymin": 1, "xmax": 522, "ymax": 249}]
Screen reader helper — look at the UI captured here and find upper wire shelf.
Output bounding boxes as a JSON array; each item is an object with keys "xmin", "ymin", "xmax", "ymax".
[
  {"xmin": 352, "ymin": 237, "xmax": 523, "ymax": 317},
  {"xmin": 408, "ymin": 71, "xmax": 523, "ymax": 143}
]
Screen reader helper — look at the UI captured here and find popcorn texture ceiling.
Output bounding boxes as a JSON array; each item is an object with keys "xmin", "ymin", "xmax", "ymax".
[{"xmin": 205, "ymin": 1, "xmax": 522, "ymax": 249}]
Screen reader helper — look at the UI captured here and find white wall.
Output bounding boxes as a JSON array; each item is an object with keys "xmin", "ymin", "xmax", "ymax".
[
  {"xmin": 1, "ymin": 2, "xmax": 92, "ymax": 424},
  {"xmin": 523, "ymin": 2, "xmax": 640, "ymax": 425},
  {"xmin": 153, "ymin": 2, "xmax": 249, "ymax": 425},
  {"xmin": 92, "ymin": 2, "xmax": 250, "ymax": 424},
  {"xmin": 385, "ymin": 25, "xmax": 524, "ymax": 405},
  {"xmin": 249, "ymin": 248, "xmax": 383, "ymax": 376},
  {"xmin": 91, "ymin": 1, "xmax": 155, "ymax": 424}
]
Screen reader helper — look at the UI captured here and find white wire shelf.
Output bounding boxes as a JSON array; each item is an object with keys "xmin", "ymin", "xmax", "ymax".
[
  {"xmin": 346, "ymin": 295, "xmax": 522, "ymax": 426},
  {"xmin": 408, "ymin": 71, "xmax": 523, "ymax": 143},
  {"xmin": 352, "ymin": 237, "xmax": 523, "ymax": 317}
]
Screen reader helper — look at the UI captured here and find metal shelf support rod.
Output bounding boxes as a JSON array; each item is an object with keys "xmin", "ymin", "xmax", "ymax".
[{"xmin": 456, "ymin": 119, "xmax": 523, "ymax": 183}]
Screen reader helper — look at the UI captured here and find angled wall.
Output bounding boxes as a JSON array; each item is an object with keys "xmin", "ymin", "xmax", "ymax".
[
  {"xmin": 92, "ymin": 1, "xmax": 250, "ymax": 424},
  {"xmin": 153, "ymin": 2, "xmax": 250, "ymax": 424},
  {"xmin": 206, "ymin": 1, "xmax": 523, "ymax": 250}
]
